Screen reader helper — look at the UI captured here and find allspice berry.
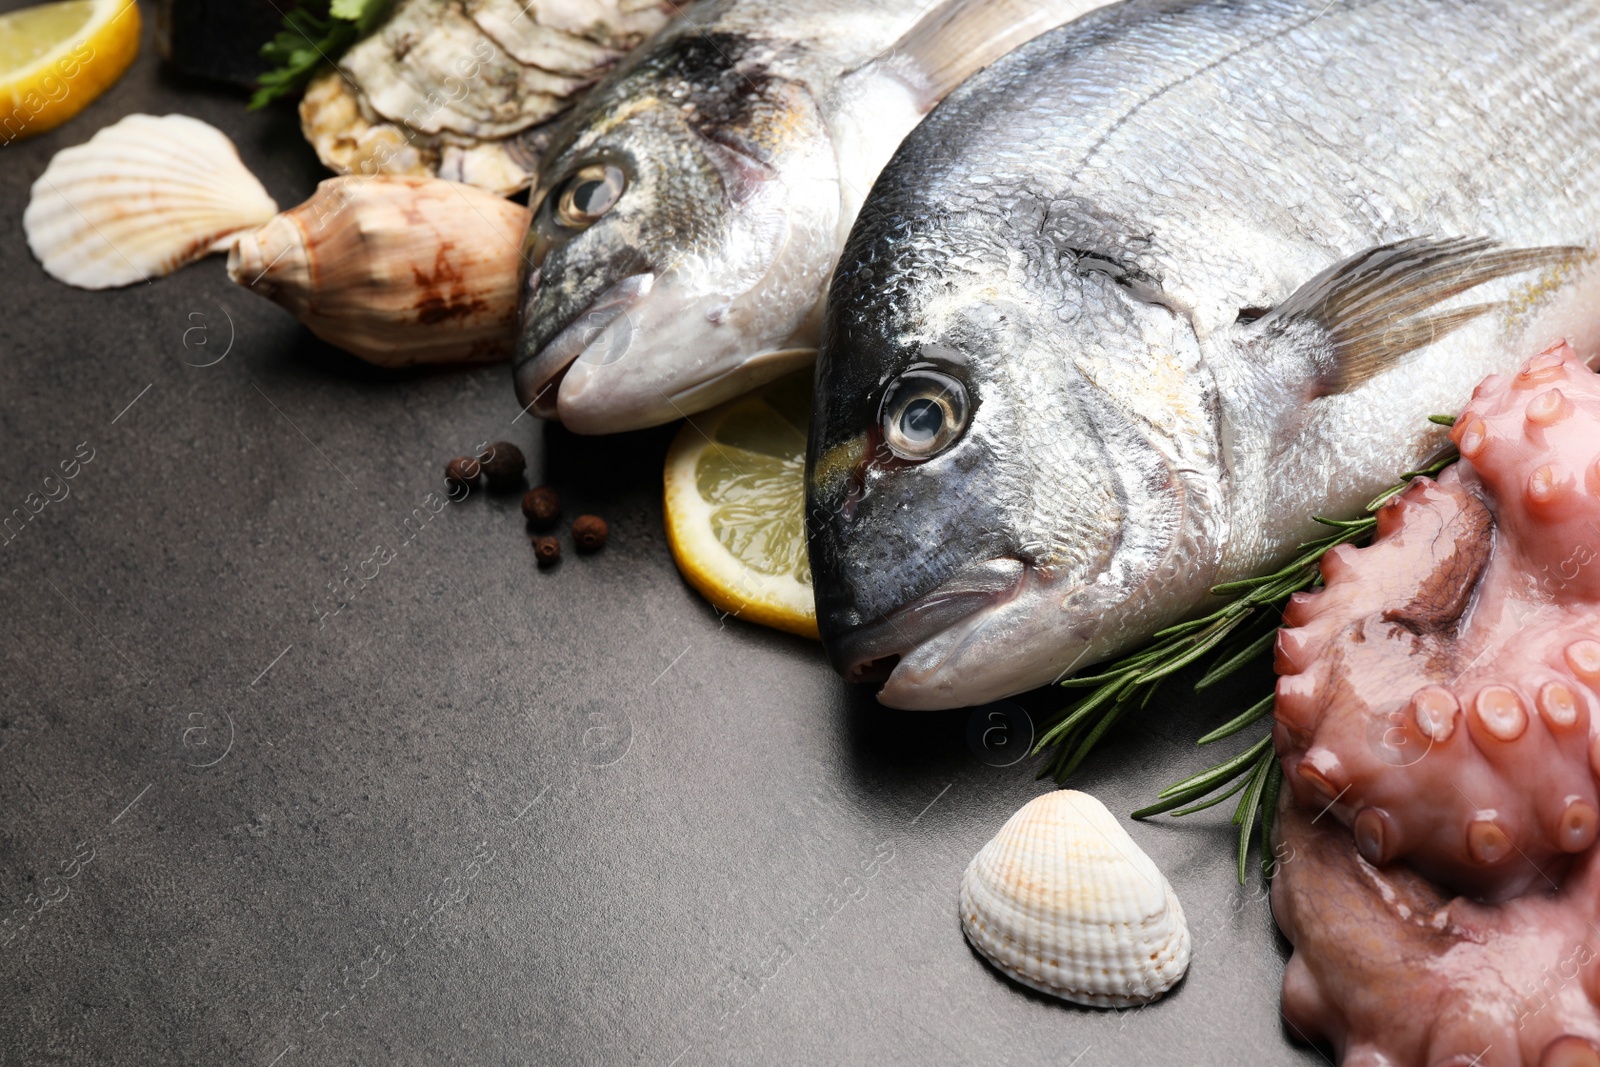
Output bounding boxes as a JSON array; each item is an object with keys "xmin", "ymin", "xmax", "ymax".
[
  {"xmin": 532, "ymin": 535, "xmax": 561, "ymax": 566},
  {"xmin": 521, "ymin": 485, "xmax": 561, "ymax": 527},
  {"xmin": 571, "ymin": 514, "xmax": 608, "ymax": 553},
  {"xmin": 445, "ymin": 455, "xmax": 480, "ymax": 487},
  {"xmin": 479, "ymin": 442, "xmax": 526, "ymax": 492}
]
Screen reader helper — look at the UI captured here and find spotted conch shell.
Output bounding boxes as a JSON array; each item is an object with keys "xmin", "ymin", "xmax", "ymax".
[
  {"xmin": 228, "ymin": 175, "xmax": 528, "ymax": 367},
  {"xmin": 25, "ymin": 113, "xmax": 277, "ymax": 289},
  {"xmin": 299, "ymin": 0, "xmax": 678, "ymax": 195},
  {"xmin": 960, "ymin": 789, "xmax": 1191, "ymax": 1007}
]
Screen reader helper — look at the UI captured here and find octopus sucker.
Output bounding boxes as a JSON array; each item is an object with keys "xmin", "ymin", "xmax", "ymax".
[
  {"xmin": 1273, "ymin": 800, "xmax": 1600, "ymax": 1067},
  {"xmin": 1270, "ymin": 342, "xmax": 1600, "ymax": 1062}
]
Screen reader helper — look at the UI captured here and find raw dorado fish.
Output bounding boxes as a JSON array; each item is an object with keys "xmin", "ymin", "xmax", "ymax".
[
  {"xmin": 512, "ymin": 0, "xmax": 1111, "ymax": 432},
  {"xmin": 806, "ymin": 0, "xmax": 1600, "ymax": 709}
]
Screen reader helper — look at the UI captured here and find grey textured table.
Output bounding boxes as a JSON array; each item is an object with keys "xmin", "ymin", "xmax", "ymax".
[{"xmin": 0, "ymin": 10, "xmax": 1328, "ymax": 1065}]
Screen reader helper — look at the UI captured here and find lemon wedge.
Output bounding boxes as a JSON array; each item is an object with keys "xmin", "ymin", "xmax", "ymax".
[
  {"xmin": 664, "ymin": 371, "xmax": 819, "ymax": 639},
  {"xmin": 0, "ymin": 0, "xmax": 141, "ymax": 145}
]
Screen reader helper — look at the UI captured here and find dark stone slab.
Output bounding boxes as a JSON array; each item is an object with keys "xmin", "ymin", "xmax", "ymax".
[{"xmin": 0, "ymin": 10, "xmax": 1321, "ymax": 1065}]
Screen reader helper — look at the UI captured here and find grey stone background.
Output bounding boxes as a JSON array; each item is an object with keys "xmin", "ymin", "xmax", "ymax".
[{"xmin": 0, "ymin": 5, "xmax": 1324, "ymax": 1064}]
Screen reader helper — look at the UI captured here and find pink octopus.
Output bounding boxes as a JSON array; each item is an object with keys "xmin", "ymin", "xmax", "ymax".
[{"xmin": 1269, "ymin": 342, "xmax": 1600, "ymax": 1065}]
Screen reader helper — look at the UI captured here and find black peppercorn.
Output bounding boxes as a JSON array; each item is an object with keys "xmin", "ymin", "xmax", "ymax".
[
  {"xmin": 571, "ymin": 514, "xmax": 608, "ymax": 553},
  {"xmin": 532, "ymin": 535, "xmax": 561, "ymax": 566},
  {"xmin": 479, "ymin": 442, "xmax": 526, "ymax": 491},
  {"xmin": 522, "ymin": 485, "xmax": 561, "ymax": 527},
  {"xmin": 445, "ymin": 455, "xmax": 480, "ymax": 488}
]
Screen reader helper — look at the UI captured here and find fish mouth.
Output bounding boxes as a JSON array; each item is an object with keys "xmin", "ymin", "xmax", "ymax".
[
  {"xmin": 514, "ymin": 272, "xmax": 655, "ymax": 418},
  {"xmin": 829, "ymin": 557, "xmax": 1026, "ymax": 689},
  {"xmin": 554, "ymin": 342, "xmax": 818, "ymax": 434}
]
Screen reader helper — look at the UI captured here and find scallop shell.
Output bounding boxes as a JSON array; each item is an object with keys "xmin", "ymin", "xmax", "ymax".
[
  {"xmin": 299, "ymin": 0, "xmax": 677, "ymax": 195},
  {"xmin": 25, "ymin": 114, "xmax": 278, "ymax": 290},
  {"xmin": 959, "ymin": 790, "xmax": 1191, "ymax": 1007}
]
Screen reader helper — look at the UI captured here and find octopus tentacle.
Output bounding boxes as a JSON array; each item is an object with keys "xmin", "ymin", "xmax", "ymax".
[{"xmin": 1271, "ymin": 343, "xmax": 1600, "ymax": 1063}]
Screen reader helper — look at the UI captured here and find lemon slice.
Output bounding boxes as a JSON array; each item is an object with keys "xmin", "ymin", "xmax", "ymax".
[
  {"xmin": 664, "ymin": 370, "xmax": 819, "ymax": 639},
  {"xmin": 0, "ymin": 0, "xmax": 141, "ymax": 144}
]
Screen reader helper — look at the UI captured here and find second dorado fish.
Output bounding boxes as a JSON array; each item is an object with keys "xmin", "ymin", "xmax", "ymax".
[
  {"xmin": 512, "ymin": 0, "xmax": 1109, "ymax": 432},
  {"xmin": 807, "ymin": 0, "xmax": 1600, "ymax": 709}
]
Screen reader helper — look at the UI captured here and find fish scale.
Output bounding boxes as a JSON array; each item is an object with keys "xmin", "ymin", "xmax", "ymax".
[{"xmin": 809, "ymin": 0, "xmax": 1600, "ymax": 710}]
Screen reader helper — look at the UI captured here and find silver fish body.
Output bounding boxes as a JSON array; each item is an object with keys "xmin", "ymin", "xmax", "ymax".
[
  {"xmin": 808, "ymin": 0, "xmax": 1600, "ymax": 709},
  {"xmin": 511, "ymin": 0, "xmax": 1110, "ymax": 432}
]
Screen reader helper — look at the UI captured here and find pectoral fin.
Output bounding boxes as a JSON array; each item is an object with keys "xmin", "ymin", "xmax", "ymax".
[{"xmin": 1253, "ymin": 236, "xmax": 1584, "ymax": 396}]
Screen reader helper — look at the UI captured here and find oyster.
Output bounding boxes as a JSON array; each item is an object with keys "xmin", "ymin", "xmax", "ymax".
[
  {"xmin": 960, "ymin": 789, "xmax": 1191, "ymax": 1007},
  {"xmin": 299, "ymin": 0, "xmax": 678, "ymax": 195},
  {"xmin": 25, "ymin": 113, "xmax": 278, "ymax": 289}
]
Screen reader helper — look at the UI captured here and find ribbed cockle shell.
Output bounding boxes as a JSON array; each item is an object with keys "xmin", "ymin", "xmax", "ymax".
[{"xmin": 960, "ymin": 790, "xmax": 1191, "ymax": 1007}]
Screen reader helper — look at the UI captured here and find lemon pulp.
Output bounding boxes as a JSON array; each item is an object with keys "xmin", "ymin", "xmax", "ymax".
[
  {"xmin": 663, "ymin": 371, "xmax": 818, "ymax": 638},
  {"xmin": 0, "ymin": 0, "xmax": 141, "ymax": 143}
]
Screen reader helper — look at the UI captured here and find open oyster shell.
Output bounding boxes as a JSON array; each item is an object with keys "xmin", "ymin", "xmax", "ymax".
[{"xmin": 300, "ymin": 0, "xmax": 677, "ymax": 196}]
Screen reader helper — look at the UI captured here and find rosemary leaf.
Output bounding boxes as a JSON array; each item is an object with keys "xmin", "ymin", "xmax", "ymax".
[
  {"xmin": 1196, "ymin": 693, "xmax": 1275, "ymax": 745},
  {"xmin": 1056, "ymin": 651, "xmax": 1164, "ymax": 688},
  {"xmin": 1234, "ymin": 750, "xmax": 1273, "ymax": 883},
  {"xmin": 1194, "ymin": 626, "xmax": 1278, "ymax": 691},
  {"xmin": 1150, "ymin": 607, "xmax": 1246, "ymax": 642},
  {"xmin": 1163, "ymin": 772, "xmax": 1255, "ymax": 817},
  {"xmin": 1258, "ymin": 758, "xmax": 1283, "ymax": 881},
  {"xmin": 1033, "ymin": 676, "xmax": 1135, "ymax": 751},
  {"xmin": 1130, "ymin": 784, "xmax": 1228, "ymax": 820},
  {"xmin": 1060, "ymin": 688, "xmax": 1148, "ymax": 777},
  {"xmin": 1138, "ymin": 618, "xmax": 1246, "ymax": 683},
  {"xmin": 1232, "ymin": 746, "xmax": 1271, "ymax": 828},
  {"xmin": 1154, "ymin": 734, "xmax": 1272, "ymax": 800},
  {"xmin": 1130, "ymin": 749, "xmax": 1260, "ymax": 819}
]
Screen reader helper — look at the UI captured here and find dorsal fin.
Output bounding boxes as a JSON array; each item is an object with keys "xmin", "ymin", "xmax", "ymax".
[
  {"xmin": 1252, "ymin": 236, "xmax": 1585, "ymax": 395},
  {"xmin": 866, "ymin": 0, "xmax": 1108, "ymax": 109}
]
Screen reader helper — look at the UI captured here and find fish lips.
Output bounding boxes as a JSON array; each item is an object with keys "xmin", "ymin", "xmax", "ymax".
[
  {"xmin": 517, "ymin": 273, "xmax": 817, "ymax": 431},
  {"xmin": 824, "ymin": 556, "xmax": 1026, "ymax": 691},
  {"xmin": 514, "ymin": 272, "xmax": 656, "ymax": 419}
]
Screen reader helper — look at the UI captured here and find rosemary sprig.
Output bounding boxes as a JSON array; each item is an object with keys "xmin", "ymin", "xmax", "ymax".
[
  {"xmin": 250, "ymin": 0, "xmax": 392, "ymax": 109},
  {"xmin": 1034, "ymin": 418, "xmax": 1459, "ymax": 881}
]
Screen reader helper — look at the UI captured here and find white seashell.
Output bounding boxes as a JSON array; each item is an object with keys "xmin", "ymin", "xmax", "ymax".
[
  {"xmin": 960, "ymin": 790, "xmax": 1191, "ymax": 1008},
  {"xmin": 25, "ymin": 114, "xmax": 278, "ymax": 290}
]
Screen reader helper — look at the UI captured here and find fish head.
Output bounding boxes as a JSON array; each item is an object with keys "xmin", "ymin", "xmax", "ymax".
[
  {"xmin": 514, "ymin": 32, "xmax": 840, "ymax": 433},
  {"xmin": 808, "ymin": 213, "xmax": 1219, "ymax": 709}
]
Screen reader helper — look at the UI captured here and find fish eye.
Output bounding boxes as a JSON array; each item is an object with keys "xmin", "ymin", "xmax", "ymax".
[
  {"xmin": 554, "ymin": 163, "xmax": 626, "ymax": 228},
  {"xmin": 880, "ymin": 369, "xmax": 970, "ymax": 460}
]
